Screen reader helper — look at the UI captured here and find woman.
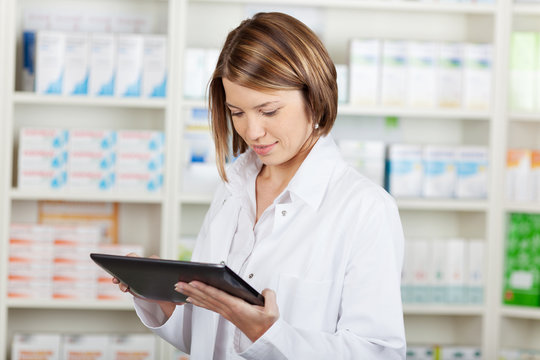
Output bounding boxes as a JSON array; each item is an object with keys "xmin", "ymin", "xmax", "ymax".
[{"xmin": 119, "ymin": 12, "xmax": 406, "ymax": 359}]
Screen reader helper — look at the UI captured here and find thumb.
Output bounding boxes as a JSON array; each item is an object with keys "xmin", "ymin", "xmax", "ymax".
[{"xmin": 262, "ymin": 289, "xmax": 279, "ymax": 316}]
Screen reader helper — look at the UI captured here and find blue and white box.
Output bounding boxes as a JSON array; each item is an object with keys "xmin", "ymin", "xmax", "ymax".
[
  {"xmin": 335, "ymin": 64, "xmax": 349, "ymax": 104},
  {"xmin": 89, "ymin": 33, "xmax": 115, "ymax": 96},
  {"xmin": 407, "ymin": 41, "xmax": 438, "ymax": 108},
  {"xmin": 63, "ymin": 32, "xmax": 89, "ymax": 95},
  {"xmin": 115, "ymin": 34, "xmax": 144, "ymax": 97},
  {"xmin": 467, "ymin": 240, "xmax": 485, "ymax": 304},
  {"xmin": 349, "ymin": 39, "xmax": 381, "ymax": 106},
  {"xmin": 386, "ymin": 144, "xmax": 423, "ymax": 197},
  {"xmin": 446, "ymin": 238, "xmax": 467, "ymax": 303},
  {"xmin": 18, "ymin": 128, "xmax": 69, "ymax": 189},
  {"xmin": 116, "ymin": 130, "xmax": 165, "ymax": 192},
  {"xmin": 381, "ymin": 40, "xmax": 408, "ymax": 107},
  {"xmin": 22, "ymin": 31, "xmax": 36, "ymax": 91},
  {"xmin": 438, "ymin": 42, "xmax": 464, "ymax": 108},
  {"xmin": 143, "ymin": 35, "xmax": 167, "ymax": 98},
  {"xmin": 68, "ymin": 129, "xmax": 116, "ymax": 191},
  {"xmin": 35, "ymin": 31, "xmax": 65, "ymax": 94},
  {"xmin": 463, "ymin": 43, "xmax": 493, "ymax": 110},
  {"xmin": 422, "ymin": 145, "xmax": 457, "ymax": 198},
  {"xmin": 456, "ymin": 146, "xmax": 489, "ymax": 199}
]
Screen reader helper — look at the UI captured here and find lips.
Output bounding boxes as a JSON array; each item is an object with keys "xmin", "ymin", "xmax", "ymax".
[{"xmin": 252, "ymin": 142, "xmax": 277, "ymax": 156}]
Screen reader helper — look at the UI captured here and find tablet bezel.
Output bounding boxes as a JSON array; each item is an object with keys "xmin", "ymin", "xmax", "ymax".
[{"xmin": 90, "ymin": 253, "xmax": 265, "ymax": 306}]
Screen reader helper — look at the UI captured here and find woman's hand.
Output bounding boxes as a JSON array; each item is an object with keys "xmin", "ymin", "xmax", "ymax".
[
  {"xmin": 112, "ymin": 253, "xmax": 182, "ymax": 319},
  {"xmin": 175, "ymin": 281, "xmax": 279, "ymax": 342}
]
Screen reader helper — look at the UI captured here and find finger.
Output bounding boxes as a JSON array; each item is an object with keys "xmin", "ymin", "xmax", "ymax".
[
  {"xmin": 261, "ymin": 289, "xmax": 279, "ymax": 316},
  {"xmin": 126, "ymin": 252, "xmax": 139, "ymax": 257},
  {"xmin": 119, "ymin": 283, "xmax": 129, "ymax": 292},
  {"xmin": 112, "ymin": 277, "xmax": 120, "ymax": 284},
  {"xmin": 176, "ymin": 282, "xmax": 233, "ymax": 314},
  {"xmin": 149, "ymin": 254, "xmax": 160, "ymax": 259}
]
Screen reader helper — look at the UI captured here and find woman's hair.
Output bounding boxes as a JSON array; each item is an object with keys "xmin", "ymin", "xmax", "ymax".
[{"xmin": 208, "ymin": 12, "xmax": 338, "ymax": 181}]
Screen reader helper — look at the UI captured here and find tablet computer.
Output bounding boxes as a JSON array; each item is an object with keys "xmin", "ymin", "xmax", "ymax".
[{"xmin": 90, "ymin": 253, "xmax": 265, "ymax": 306}]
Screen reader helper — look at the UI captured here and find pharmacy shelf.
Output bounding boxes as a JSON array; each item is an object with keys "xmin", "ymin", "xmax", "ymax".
[
  {"xmin": 508, "ymin": 112, "xmax": 540, "ymax": 122},
  {"xmin": 403, "ymin": 304, "xmax": 485, "ymax": 316},
  {"xmin": 396, "ymin": 199, "xmax": 489, "ymax": 212},
  {"xmin": 337, "ymin": 105, "xmax": 492, "ymax": 120},
  {"xmin": 6, "ymin": 299, "xmax": 133, "ymax": 311},
  {"xmin": 182, "ymin": 99, "xmax": 493, "ymax": 120},
  {"xmin": 10, "ymin": 189, "xmax": 164, "ymax": 204},
  {"xmin": 13, "ymin": 92, "xmax": 167, "ymax": 109},
  {"xmin": 513, "ymin": 4, "xmax": 540, "ymax": 15},
  {"xmin": 179, "ymin": 193, "xmax": 214, "ymax": 204},
  {"xmin": 193, "ymin": 0, "xmax": 497, "ymax": 14},
  {"xmin": 504, "ymin": 202, "xmax": 540, "ymax": 214},
  {"xmin": 501, "ymin": 305, "xmax": 540, "ymax": 320}
]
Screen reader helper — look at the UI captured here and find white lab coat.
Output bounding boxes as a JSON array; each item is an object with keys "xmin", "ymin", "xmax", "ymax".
[{"xmin": 134, "ymin": 135, "xmax": 406, "ymax": 359}]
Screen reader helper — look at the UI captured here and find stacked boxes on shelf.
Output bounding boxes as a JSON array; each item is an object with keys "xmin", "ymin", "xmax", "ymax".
[
  {"xmin": 25, "ymin": 30, "xmax": 167, "ymax": 98},
  {"xmin": 499, "ymin": 348, "xmax": 540, "ymax": 360},
  {"xmin": 503, "ymin": 213, "xmax": 540, "ymax": 307},
  {"xmin": 348, "ymin": 39, "xmax": 492, "ymax": 110},
  {"xmin": 8, "ymin": 223, "xmax": 143, "ymax": 301},
  {"xmin": 18, "ymin": 128, "xmax": 165, "ymax": 193},
  {"xmin": 11, "ymin": 333, "xmax": 156, "ymax": 360},
  {"xmin": 507, "ymin": 149, "xmax": 540, "ymax": 202},
  {"xmin": 406, "ymin": 345, "xmax": 482, "ymax": 360},
  {"xmin": 402, "ymin": 238, "xmax": 485, "ymax": 305}
]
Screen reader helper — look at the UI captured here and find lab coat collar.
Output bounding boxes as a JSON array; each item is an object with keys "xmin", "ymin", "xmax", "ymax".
[{"xmin": 224, "ymin": 135, "xmax": 343, "ymax": 211}]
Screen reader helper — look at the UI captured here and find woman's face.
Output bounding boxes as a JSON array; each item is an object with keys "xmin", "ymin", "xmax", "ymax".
[{"xmin": 223, "ymin": 78, "xmax": 315, "ymax": 169}]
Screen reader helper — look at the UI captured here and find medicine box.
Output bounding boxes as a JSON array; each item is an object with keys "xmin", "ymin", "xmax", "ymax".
[
  {"xmin": 532, "ymin": 150, "xmax": 540, "ymax": 202},
  {"xmin": 463, "ymin": 43, "xmax": 492, "ymax": 110},
  {"xmin": 115, "ymin": 34, "xmax": 144, "ymax": 97},
  {"xmin": 11, "ymin": 333, "xmax": 61, "ymax": 360},
  {"xmin": 430, "ymin": 239, "xmax": 447, "ymax": 303},
  {"xmin": 18, "ymin": 128, "xmax": 69, "ymax": 190},
  {"xmin": 108, "ymin": 335, "xmax": 156, "ymax": 360},
  {"xmin": 410, "ymin": 240, "xmax": 431, "ymax": 303},
  {"xmin": 380, "ymin": 40, "xmax": 408, "ymax": 107},
  {"xmin": 407, "ymin": 41, "xmax": 438, "ymax": 108},
  {"xmin": 386, "ymin": 144, "xmax": 423, "ymax": 197},
  {"xmin": 422, "ymin": 145, "xmax": 457, "ymax": 198},
  {"xmin": 467, "ymin": 240, "xmax": 485, "ymax": 304},
  {"xmin": 63, "ymin": 32, "xmax": 89, "ymax": 95},
  {"xmin": 143, "ymin": 35, "xmax": 167, "ymax": 98},
  {"xmin": 437, "ymin": 42, "xmax": 463, "ymax": 108},
  {"xmin": 349, "ymin": 39, "xmax": 381, "ymax": 106},
  {"xmin": 510, "ymin": 32, "xmax": 537, "ymax": 111},
  {"xmin": 89, "ymin": 33, "xmax": 115, "ymax": 96},
  {"xmin": 338, "ymin": 140, "xmax": 385, "ymax": 187},
  {"xmin": 62, "ymin": 334, "xmax": 109, "ymax": 360},
  {"xmin": 455, "ymin": 146, "xmax": 489, "ymax": 199},
  {"xmin": 335, "ymin": 64, "xmax": 349, "ymax": 104},
  {"xmin": 22, "ymin": 30, "xmax": 36, "ymax": 91},
  {"xmin": 445, "ymin": 238, "xmax": 467, "ymax": 303},
  {"xmin": 35, "ymin": 30, "xmax": 65, "ymax": 94},
  {"xmin": 506, "ymin": 149, "xmax": 532, "ymax": 202}
]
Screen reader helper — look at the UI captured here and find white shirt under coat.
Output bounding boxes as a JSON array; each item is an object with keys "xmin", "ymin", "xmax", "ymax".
[{"xmin": 133, "ymin": 135, "xmax": 406, "ymax": 359}]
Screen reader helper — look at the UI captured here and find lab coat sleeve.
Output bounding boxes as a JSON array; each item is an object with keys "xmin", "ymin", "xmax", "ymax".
[
  {"xmin": 133, "ymin": 300, "xmax": 193, "ymax": 353},
  {"xmin": 238, "ymin": 192, "xmax": 406, "ymax": 360}
]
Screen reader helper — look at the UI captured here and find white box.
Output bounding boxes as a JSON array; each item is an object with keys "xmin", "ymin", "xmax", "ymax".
[
  {"xmin": 117, "ymin": 130, "xmax": 165, "ymax": 152},
  {"xmin": 183, "ymin": 48, "xmax": 207, "ymax": 100},
  {"xmin": 430, "ymin": 239, "xmax": 447, "ymax": 303},
  {"xmin": 406, "ymin": 346, "xmax": 435, "ymax": 360},
  {"xmin": 63, "ymin": 32, "xmax": 89, "ymax": 95},
  {"xmin": 510, "ymin": 32, "xmax": 536, "ymax": 111},
  {"xmin": 115, "ymin": 34, "xmax": 144, "ymax": 97},
  {"xmin": 11, "ymin": 333, "xmax": 61, "ymax": 360},
  {"xmin": 349, "ymin": 39, "xmax": 381, "ymax": 106},
  {"xmin": 441, "ymin": 346, "xmax": 481, "ymax": 360},
  {"xmin": 18, "ymin": 128, "xmax": 69, "ymax": 189},
  {"xmin": 89, "ymin": 33, "xmax": 115, "ymax": 96},
  {"xmin": 410, "ymin": 240, "xmax": 431, "ymax": 303},
  {"xmin": 422, "ymin": 145, "xmax": 457, "ymax": 198},
  {"xmin": 380, "ymin": 40, "xmax": 408, "ymax": 107},
  {"xmin": 143, "ymin": 35, "xmax": 167, "ymax": 98},
  {"xmin": 35, "ymin": 31, "xmax": 65, "ymax": 94},
  {"xmin": 445, "ymin": 238, "xmax": 467, "ymax": 303},
  {"xmin": 338, "ymin": 140, "xmax": 386, "ymax": 187},
  {"xmin": 533, "ymin": 150, "xmax": 540, "ymax": 202},
  {"xmin": 335, "ymin": 64, "xmax": 349, "ymax": 104},
  {"xmin": 506, "ymin": 149, "xmax": 533, "ymax": 201},
  {"xmin": 437, "ymin": 43, "xmax": 464, "ymax": 108},
  {"xmin": 62, "ymin": 334, "xmax": 109, "ymax": 360},
  {"xmin": 407, "ymin": 41, "xmax": 438, "ymax": 108},
  {"xmin": 455, "ymin": 146, "xmax": 489, "ymax": 199},
  {"xmin": 467, "ymin": 240, "xmax": 485, "ymax": 304},
  {"xmin": 108, "ymin": 335, "xmax": 156, "ymax": 360},
  {"xmin": 463, "ymin": 43, "xmax": 493, "ymax": 110},
  {"xmin": 386, "ymin": 144, "xmax": 423, "ymax": 197},
  {"xmin": 68, "ymin": 129, "xmax": 116, "ymax": 191}
]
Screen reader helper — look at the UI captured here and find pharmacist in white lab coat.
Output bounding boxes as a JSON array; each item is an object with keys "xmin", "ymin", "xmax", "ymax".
[{"xmin": 116, "ymin": 12, "xmax": 406, "ymax": 359}]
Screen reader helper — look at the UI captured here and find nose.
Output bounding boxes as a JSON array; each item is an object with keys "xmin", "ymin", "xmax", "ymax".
[{"xmin": 245, "ymin": 114, "xmax": 266, "ymax": 141}]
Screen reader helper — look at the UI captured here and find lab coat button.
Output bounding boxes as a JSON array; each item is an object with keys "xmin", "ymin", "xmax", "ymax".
[
  {"xmin": 281, "ymin": 210, "xmax": 287, "ymax": 216},
  {"xmin": 220, "ymin": 261, "xmax": 226, "ymax": 265},
  {"xmin": 248, "ymin": 273, "xmax": 254, "ymax": 279}
]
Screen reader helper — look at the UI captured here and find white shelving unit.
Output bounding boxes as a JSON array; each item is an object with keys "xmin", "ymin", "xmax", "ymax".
[{"xmin": 1, "ymin": 0, "xmax": 540, "ymax": 359}]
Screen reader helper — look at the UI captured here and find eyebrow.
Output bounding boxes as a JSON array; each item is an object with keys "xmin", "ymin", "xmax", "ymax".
[{"xmin": 225, "ymin": 101, "xmax": 280, "ymax": 110}]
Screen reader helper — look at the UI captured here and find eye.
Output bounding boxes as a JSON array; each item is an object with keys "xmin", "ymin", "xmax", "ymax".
[
  {"xmin": 230, "ymin": 111, "xmax": 244, "ymax": 117},
  {"xmin": 261, "ymin": 109, "xmax": 278, "ymax": 117}
]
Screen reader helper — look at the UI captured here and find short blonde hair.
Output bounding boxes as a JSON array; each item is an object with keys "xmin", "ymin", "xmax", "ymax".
[{"xmin": 208, "ymin": 12, "xmax": 338, "ymax": 181}]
